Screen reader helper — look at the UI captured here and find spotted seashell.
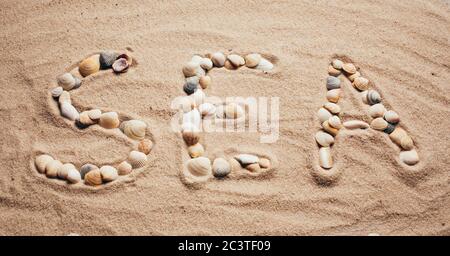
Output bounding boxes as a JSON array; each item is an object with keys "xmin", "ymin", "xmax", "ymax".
[
  {"xmin": 383, "ymin": 122, "xmax": 396, "ymax": 134},
  {"xmin": 342, "ymin": 63, "xmax": 356, "ymax": 74},
  {"xmin": 198, "ymin": 103, "xmax": 216, "ymax": 118},
  {"xmin": 328, "ymin": 115, "xmax": 342, "ymax": 129},
  {"xmin": 343, "ymin": 120, "xmax": 370, "ymax": 130},
  {"xmin": 370, "ymin": 117, "xmax": 388, "ymax": 131},
  {"xmin": 99, "ymin": 51, "xmax": 119, "ymax": 69},
  {"xmin": 255, "ymin": 58, "xmax": 273, "ymax": 71},
  {"xmin": 323, "ymin": 102, "xmax": 341, "ymax": 114},
  {"xmin": 389, "ymin": 127, "xmax": 414, "ymax": 150},
  {"xmin": 328, "ymin": 65, "xmax": 341, "ymax": 76},
  {"xmin": 137, "ymin": 139, "xmax": 153, "ymax": 155},
  {"xmin": 211, "ymin": 52, "xmax": 226, "ymax": 67},
  {"xmin": 190, "ymin": 88, "xmax": 205, "ymax": 106},
  {"xmin": 199, "ymin": 75, "xmax": 211, "ymax": 89},
  {"xmin": 212, "ymin": 158, "xmax": 231, "ymax": 178},
  {"xmin": 183, "ymin": 109, "xmax": 201, "ymax": 128},
  {"xmin": 84, "ymin": 169, "xmax": 102, "ymax": 186},
  {"xmin": 188, "ymin": 143, "xmax": 204, "ymax": 158},
  {"xmin": 58, "ymin": 91, "xmax": 71, "ymax": 104},
  {"xmin": 99, "ymin": 112, "xmax": 120, "ymax": 129},
  {"xmin": 117, "ymin": 161, "xmax": 132, "ymax": 176},
  {"xmin": 368, "ymin": 103, "xmax": 386, "ymax": 118},
  {"xmin": 326, "ymin": 76, "xmax": 341, "ymax": 90},
  {"xmin": 319, "ymin": 147, "xmax": 333, "ymax": 169},
  {"xmin": 79, "ymin": 55, "xmax": 100, "ymax": 77},
  {"xmin": 315, "ymin": 131, "xmax": 334, "ymax": 147},
  {"xmin": 121, "ymin": 120, "xmax": 147, "ymax": 140},
  {"xmin": 182, "ymin": 129, "xmax": 200, "ymax": 146},
  {"xmin": 227, "ymin": 54, "xmax": 245, "ymax": 67},
  {"xmin": 326, "ymin": 89, "xmax": 341, "ymax": 103},
  {"xmin": 200, "ymin": 58, "xmax": 213, "ymax": 71},
  {"xmin": 244, "ymin": 53, "xmax": 261, "ymax": 68},
  {"xmin": 66, "ymin": 169, "xmax": 81, "ymax": 184},
  {"xmin": 182, "ymin": 61, "xmax": 199, "ymax": 77},
  {"xmin": 35, "ymin": 154, "xmax": 54, "ymax": 173},
  {"xmin": 348, "ymin": 71, "xmax": 361, "ymax": 82},
  {"xmin": 352, "ymin": 77, "xmax": 369, "ymax": 91},
  {"xmin": 365, "ymin": 90, "xmax": 381, "ymax": 105},
  {"xmin": 234, "ymin": 154, "xmax": 259, "ymax": 166},
  {"xmin": 57, "ymin": 163, "xmax": 75, "ymax": 180},
  {"xmin": 332, "ymin": 59, "xmax": 343, "ymax": 70},
  {"xmin": 51, "ymin": 87, "xmax": 63, "ymax": 98},
  {"xmin": 60, "ymin": 102, "xmax": 79, "ymax": 121},
  {"xmin": 322, "ymin": 120, "xmax": 339, "ymax": 136},
  {"xmin": 45, "ymin": 159, "xmax": 63, "ymax": 178},
  {"xmin": 343, "ymin": 120, "xmax": 369, "ymax": 129},
  {"xmin": 384, "ymin": 110, "xmax": 400, "ymax": 124},
  {"xmin": 225, "ymin": 103, "xmax": 244, "ymax": 119},
  {"xmin": 100, "ymin": 166, "xmax": 118, "ymax": 182},
  {"xmin": 186, "ymin": 157, "xmax": 212, "ymax": 177},
  {"xmin": 57, "ymin": 73, "xmax": 81, "ymax": 91},
  {"xmin": 399, "ymin": 150, "xmax": 419, "ymax": 165},
  {"xmin": 80, "ymin": 163, "xmax": 98, "ymax": 179},
  {"xmin": 259, "ymin": 158, "xmax": 271, "ymax": 169},
  {"xmin": 128, "ymin": 150, "xmax": 147, "ymax": 169},
  {"xmin": 317, "ymin": 107, "xmax": 332, "ymax": 123},
  {"xmin": 183, "ymin": 80, "xmax": 198, "ymax": 95}
]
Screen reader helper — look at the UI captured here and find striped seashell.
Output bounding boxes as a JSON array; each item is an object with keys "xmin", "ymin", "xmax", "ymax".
[
  {"xmin": 399, "ymin": 150, "xmax": 419, "ymax": 165},
  {"xmin": 117, "ymin": 161, "xmax": 132, "ymax": 176},
  {"xmin": 137, "ymin": 139, "xmax": 153, "ymax": 155},
  {"xmin": 58, "ymin": 91, "xmax": 71, "ymax": 105},
  {"xmin": 328, "ymin": 115, "xmax": 342, "ymax": 129},
  {"xmin": 383, "ymin": 122, "xmax": 396, "ymax": 134},
  {"xmin": 99, "ymin": 112, "xmax": 120, "ymax": 129},
  {"xmin": 342, "ymin": 63, "xmax": 356, "ymax": 74},
  {"xmin": 35, "ymin": 154, "xmax": 54, "ymax": 173},
  {"xmin": 315, "ymin": 131, "xmax": 334, "ymax": 147},
  {"xmin": 57, "ymin": 73, "xmax": 81, "ymax": 91},
  {"xmin": 225, "ymin": 103, "xmax": 244, "ymax": 119},
  {"xmin": 45, "ymin": 159, "xmax": 63, "ymax": 178},
  {"xmin": 343, "ymin": 120, "xmax": 369, "ymax": 129},
  {"xmin": 326, "ymin": 89, "xmax": 341, "ymax": 103},
  {"xmin": 99, "ymin": 51, "xmax": 119, "ymax": 69},
  {"xmin": 322, "ymin": 120, "xmax": 339, "ymax": 136},
  {"xmin": 79, "ymin": 55, "xmax": 100, "ymax": 77},
  {"xmin": 51, "ymin": 87, "xmax": 63, "ymax": 98},
  {"xmin": 121, "ymin": 120, "xmax": 147, "ymax": 140},
  {"xmin": 244, "ymin": 53, "xmax": 261, "ymax": 68},
  {"xmin": 186, "ymin": 157, "xmax": 212, "ymax": 177},
  {"xmin": 234, "ymin": 154, "xmax": 259, "ymax": 166},
  {"xmin": 66, "ymin": 168, "xmax": 81, "ymax": 184},
  {"xmin": 100, "ymin": 166, "xmax": 118, "ymax": 182},
  {"xmin": 188, "ymin": 143, "xmax": 205, "ymax": 158},
  {"xmin": 365, "ymin": 90, "xmax": 381, "ymax": 105},
  {"xmin": 80, "ymin": 163, "xmax": 98, "ymax": 179},
  {"xmin": 323, "ymin": 102, "xmax": 341, "ymax": 114},
  {"xmin": 259, "ymin": 158, "xmax": 271, "ymax": 169},
  {"xmin": 352, "ymin": 77, "xmax": 369, "ymax": 91},
  {"xmin": 255, "ymin": 58, "xmax": 273, "ymax": 71},
  {"xmin": 60, "ymin": 102, "xmax": 79, "ymax": 121},
  {"xmin": 211, "ymin": 52, "xmax": 226, "ymax": 67},
  {"xmin": 369, "ymin": 103, "xmax": 386, "ymax": 118},
  {"xmin": 332, "ymin": 59, "xmax": 343, "ymax": 70},
  {"xmin": 198, "ymin": 103, "xmax": 216, "ymax": 118},
  {"xmin": 326, "ymin": 76, "xmax": 341, "ymax": 90},
  {"xmin": 348, "ymin": 71, "xmax": 361, "ymax": 82},
  {"xmin": 384, "ymin": 110, "xmax": 400, "ymax": 124},
  {"xmin": 200, "ymin": 58, "xmax": 213, "ymax": 70},
  {"xmin": 317, "ymin": 107, "xmax": 332, "ymax": 123},
  {"xmin": 319, "ymin": 147, "xmax": 333, "ymax": 169},
  {"xmin": 370, "ymin": 117, "xmax": 388, "ymax": 131},
  {"xmin": 227, "ymin": 54, "xmax": 245, "ymax": 67},
  {"xmin": 199, "ymin": 75, "xmax": 211, "ymax": 89},
  {"xmin": 183, "ymin": 80, "xmax": 198, "ymax": 95},
  {"xmin": 84, "ymin": 169, "xmax": 102, "ymax": 186},
  {"xmin": 212, "ymin": 158, "xmax": 231, "ymax": 178},
  {"xmin": 328, "ymin": 65, "xmax": 341, "ymax": 76},
  {"xmin": 128, "ymin": 150, "xmax": 147, "ymax": 169},
  {"xmin": 57, "ymin": 163, "xmax": 76, "ymax": 180}
]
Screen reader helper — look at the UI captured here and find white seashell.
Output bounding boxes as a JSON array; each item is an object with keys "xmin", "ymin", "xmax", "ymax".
[
  {"xmin": 117, "ymin": 161, "xmax": 132, "ymax": 175},
  {"xmin": 183, "ymin": 109, "xmax": 201, "ymax": 128},
  {"xmin": 370, "ymin": 117, "xmax": 388, "ymax": 131},
  {"xmin": 51, "ymin": 87, "xmax": 63, "ymax": 98},
  {"xmin": 369, "ymin": 103, "xmax": 386, "ymax": 118},
  {"xmin": 35, "ymin": 154, "xmax": 54, "ymax": 173},
  {"xmin": 188, "ymin": 143, "xmax": 204, "ymax": 158},
  {"xmin": 45, "ymin": 159, "xmax": 63, "ymax": 178},
  {"xmin": 328, "ymin": 65, "xmax": 341, "ymax": 76},
  {"xmin": 315, "ymin": 131, "xmax": 334, "ymax": 147},
  {"xmin": 100, "ymin": 166, "xmax": 118, "ymax": 182},
  {"xmin": 57, "ymin": 73, "xmax": 80, "ymax": 91},
  {"xmin": 77, "ymin": 111, "xmax": 95, "ymax": 127},
  {"xmin": 121, "ymin": 120, "xmax": 147, "ymax": 140},
  {"xmin": 342, "ymin": 63, "xmax": 356, "ymax": 74},
  {"xmin": 399, "ymin": 150, "xmax": 419, "ymax": 165},
  {"xmin": 211, "ymin": 52, "xmax": 226, "ymax": 67},
  {"xmin": 87, "ymin": 109, "xmax": 101, "ymax": 120},
  {"xmin": 225, "ymin": 103, "xmax": 244, "ymax": 119},
  {"xmin": 190, "ymin": 55, "xmax": 203, "ymax": 64},
  {"xmin": 80, "ymin": 163, "xmax": 98, "ymax": 179},
  {"xmin": 319, "ymin": 147, "xmax": 333, "ymax": 169},
  {"xmin": 244, "ymin": 53, "xmax": 261, "ymax": 68},
  {"xmin": 317, "ymin": 107, "xmax": 332, "ymax": 123},
  {"xmin": 227, "ymin": 54, "xmax": 245, "ymax": 67},
  {"xmin": 58, "ymin": 89, "xmax": 71, "ymax": 104},
  {"xmin": 66, "ymin": 169, "xmax": 81, "ymax": 184},
  {"xmin": 212, "ymin": 158, "xmax": 231, "ymax": 178},
  {"xmin": 137, "ymin": 139, "xmax": 153, "ymax": 155},
  {"xmin": 323, "ymin": 102, "xmax": 341, "ymax": 114},
  {"xmin": 322, "ymin": 120, "xmax": 339, "ymax": 136},
  {"xmin": 234, "ymin": 154, "xmax": 259, "ymax": 166},
  {"xmin": 99, "ymin": 112, "xmax": 120, "ymax": 129},
  {"xmin": 328, "ymin": 115, "xmax": 342, "ymax": 129},
  {"xmin": 186, "ymin": 157, "xmax": 212, "ymax": 177},
  {"xmin": 128, "ymin": 150, "xmax": 147, "ymax": 169},
  {"xmin": 352, "ymin": 77, "xmax": 369, "ymax": 91},
  {"xmin": 198, "ymin": 103, "xmax": 216, "ymax": 118},
  {"xmin": 60, "ymin": 102, "xmax": 79, "ymax": 121},
  {"xmin": 332, "ymin": 59, "xmax": 343, "ymax": 70},
  {"xmin": 190, "ymin": 88, "xmax": 206, "ymax": 106},
  {"xmin": 343, "ymin": 120, "xmax": 369, "ymax": 129},
  {"xmin": 326, "ymin": 89, "xmax": 341, "ymax": 103},
  {"xmin": 200, "ymin": 58, "xmax": 213, "ymax": 70},
  {"xmin": 384, "ymin": 110, "xmax": 400, "ymax": 124},
  {"xmin": 57, "ymin": 163, "xmax": 75, "ymax": 180},
  {"xmin": 326, "ymin": 76, "xmax": 341, "ymax": 90},
  {"xmin": 182, "ymin": 61, "xmax": 199, "ymax": 77},
  {"xmin": 255, "ymin": 58, "xmax": 273, "ymax": 71}
]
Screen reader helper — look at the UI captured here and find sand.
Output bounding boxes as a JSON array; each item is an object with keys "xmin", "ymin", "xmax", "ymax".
[{"xmin": 0, "ymin": 0, "xmax": 449, "ymax": 235}]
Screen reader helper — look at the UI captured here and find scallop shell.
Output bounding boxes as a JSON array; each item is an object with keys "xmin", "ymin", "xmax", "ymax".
[
  {"xmin": 323, "ymin": 102, "xmax": 341, "ymax": 114},
  {"xmin": 244, "ymin": 53, "xmax": 261, "ymax": 68},
  {"xmin": 315, "ymin": 131, "xmax": 334, "ymax": 147},
  {"xmin": 182, "ymin": 130, "xmax": 200, "ymax": 146},
  {"xmin": 60, "ymin": 102, "xmax": 79, "ymax": 121},
  {"xmin": 99, "ymin": 51, "xmax": 119, "ymax": 69},
  {"xmin": 84, "ymin": 169, "xmax": 103, "ymax": 186},
  {"xmin": 234, "ymin": 154, "xmax": 259, "ymax": 166},
  {"xmin": 370, "ymin": 117, "xmax": 388, "ymax": 131},
  {"xmin": 259, "ymin": 158, "xmax": 271, "ymax": 169},
  {"xmin": 199, "ymin": 75, "xmax": 211, "ymax": 89},
  {"xmin": 79, "ymin": 55, "xmax": 100, "ymax": 77},
  {"xmin": 58, "ymin": 91, "xmax": 71, "ymax": 104},
  {"xmin": 35, "ymin": 154, "xmax": 54, "ymax": 173},
  {"xmin": 352, "ymin": 77, "xmax": 369, "ymax": 91},
  {"xmin": 211, "ymin": 52, "xmax": 226, "ymax": 67},
  {"xmin": 186, "ymin": 157, "xmax": 212, "ymax": 177},
  {"xmin": 317, "ymin": 107, "xmax": 332, "ymax": 123},
  {"xmin": 322, "ymin": 120, "xmax": 339, "ymax": 136},
  {"xmin": 51, "ymin": 87, "xmax": 63, "ymax": 98},
  {"xmin": 326, "ymin": 76, "xmax": 341, "ymax": 90},
  {"xmin": 328, "ymin": 65, "xmax": 341, "ymax": 76},
  {"xmin": 183, "ymin": 80, "xmax": 198, "ymax": 95},
  {"xmin": 188, "ymin": 143, "xmax": 204, "ymax": 158},
  {"xmin": 255, "ymin": 58, "xmax": 273, "ymax": 71},
  {"xmin": 182, "ymin": 61, "xmax": 199, "ymax": 77},
  {"xmin": 80, "ymin": 163, "xmax": 98, "ymax": 179},
  {"xmin": 200, "ymin": 58, "xmax": 213, "ymax": 70},
  {"xmin": 332, "ymin": 59, "xmax": 343, "ymax": 70},
  {"xmin": 384, "ymin": 110, "xmax": 400, "ymax": 124},
  {"xmin": 369, "ymin": 103, "xmax": 386, "ymax": 118},
  {"xmin": 328, "ymin": 115, "xmax": 342, "ymax": 129},
  {"xmin": 182, "ymin": 109, "xmax": 201, "ymax": 128},
  {"xmin": 57, "ymin": 73, "xmax": 80, "ymax": 91},
  {"xmin": 57, "ymin": 163, "xmax": 75, "ymax": 180},
  {"xmin": 100, "ymin": 166, "xmax": 118, "ymax": 182},
  {"xmin": 343, "ymin": 120, "xmax": 369, "ymax": 129},
  {"xmin": 225, "ymin": 103, "xmax": 244, "ymax": 119},
  {"xmin": 198, "ymin": 103, "xmax": 216, "ymax": 118},
  {"xmin": 348, "ymin": 71, "xmax": 361, "ymax": 82},
  {"xmin": 342, "ymin": 63, "xmax": 356, "ymax": 74},
  {"xmin": 117, "ymin": 161, "xmax": 132, "ymax": 176},
  {"xmin": 99, "ymin": 112, "xmax": 120, "ymax": 129},
  {"xmin": 366, "ymin": 90, "xmax": 381, "ymax": 105},
  {"xmin": 399, "ymin": 150, "xmax": 419, "ymax": 165},
  {"xmin": 66, "ymin": 169, "xmax": 81, "ymax": 184},
  {"xmin": 137, "ymin": 139, "xmax": 153, "ymax": 155},
  {"xmin": 212, "ymin": 158, "xmax": 231, "ymax": 178},
  {"xmin": 121, "ymin": 120, "xmax": 147, "ymax": 140},
  {"xmin": 112, "ymin": 58, "xmax": 130, "ymax": 73},
  {"xmin": 227, "ymin": 54, "xmax": 245, "ymax": 67},
  {"xmin": 319, "ymin": 147, "xmax": 333, "ymax": 169},
  {"xmin": 45, "ymin": 159, "xmax": 63, "ymax": 178},
  {"xmin": 128, "ymin": 150, "xmax": 147, "ymax": 169},
  {"xmin": 383, "ymin": 123, "xmax": 396, "ymax": 134},
  {"xmin": 246, "ymin": 163, "xmax": 261, "ymax": 173},
  {"xmin": 389, "ymin": 127, "xmax": 413, "ymax": 150}
]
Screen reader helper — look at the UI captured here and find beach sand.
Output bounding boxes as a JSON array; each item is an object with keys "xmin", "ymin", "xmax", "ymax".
[{"xmin": 0, "ymin": 0, "xmax": 449, "ymax": 235}]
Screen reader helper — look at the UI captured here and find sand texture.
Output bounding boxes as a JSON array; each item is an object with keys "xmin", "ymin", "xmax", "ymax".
[{"xmin": 0, "ymin": 0, "xmax": 449, "ymax": 235}]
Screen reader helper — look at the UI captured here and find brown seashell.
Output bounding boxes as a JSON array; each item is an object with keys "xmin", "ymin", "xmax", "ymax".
[
  {"xmin": 79, "ymin": 55, "xmax": 100, "ymax": 77},
  {"xmin": 352, "ymin": 77, "xmax": 369, "ymax": 91},
  {"xmin": 328, "ymin": 65, "xmax": 341, "ymax": 76},
  {"xmin": 45, "ymin": 159, "xmax": 63, "ymax": 178},
  {"xmin": 99, "ymin": 112, "xmax": 120, "ymax": 129},
  {"xmin": 78, "ymin": 111, "xmax": 95, "ymax": 126},
  {"xmin": 246, "ymin": 163, "xmax": 261, "ymax": 173},
  {"xmin": 87, "ymin": 109, "xmax": 101, "ymax": 121},
  {"xmin": 182, "ymin": 61, "xmax": 199, "ymax": 77},
  {"xmin": 389, "ymin": 127, "xmax": 414, "ymax": 150},
  {"xmin": 137, "ymin": 139, "xmax": 153, "ymax": 155},
  {"xmin": 84, "ymin": 169, "xmax": 103, "ymax": 186},
  {"xmin": 182, "ymin": 130, "xmax": 200, "ymax": 146},
  {"xmin": 117, "ymin": 161, "xmax": 132, "ymax": 175},
  {"xmin": 342, "ymin": 63, "xmax": 357, "ymax": 74},
  {"xmin": 199, "ymin": 75, "xmax": 211, "ymax": 89},
  {"xmin": 188, "ymin": 143, "xmax": 204, "ymax": 158},
  {"xmin": 244, "ymin": 53, "xmax": 261, "ymax": 68},
  {"xmin": 322, "ymin": 121, "xmax": 339, "ymax": 136},
  {"xmin": 323, "ymin": 102, "xmax": 341, "ymax": 114},
  {"xmin": 319, "ymin": 147, "xmax": 333, "ymax": 169},
  {"xmin": 348, "ymin": 71, "xmax": 361, "ymax": 82},
  {"xmin": 370, "ymin": 117, "xmax": 388, "ymax": 131},
  {"xmin": 258, "ymin": 158, "xmax": 271, "ymax": 169},
  {"xmin": 227, "ymin": 54, "xmax": 245, "ymax": 67},
  {"xmin": 35, "ymin": 154, "xmax": 54, "ymax": 174},
  {"xmin": 400, "ymin": 136, "xmax": 414, "ymax": 151}
]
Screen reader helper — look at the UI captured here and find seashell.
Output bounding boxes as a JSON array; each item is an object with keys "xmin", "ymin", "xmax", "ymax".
[
  {"xmin": 319, "ymin": 147, "xmax": 333, "ymax": 169},
  {"xmin": 45, "ymin": 159, "xmax": 63, "ymax": 178},
  {"xmin": 400, "ymin": 135, "xmax": 414, "ymax": 151},
  {"xmin": 369, "ymin": 103, "xmax": 386, "ymax": 118},
  {"xmin": 259, "ymin": 158, "xmax": 271, "ymax": 169},
  {"xmin": 57, "ymin": 73, "xmax": 80, "ymax": 91},
  {"xmin": 389, "ymin": 127, "xmax": 414, "ymax": 150},
  {"xmin": 60, "ymin": 102, "xmax": 79, "ymax": 121},
  {"xmin": 370, "ymin": 117, "xmax": 388, "ymax": 131},
  {"xmin": 128, "ymin": 150, "xmax": 147, "ymax": 169},
  {"xmin": 317, "ymin": 107, "xmax": 332, "ymax": 123},
  {"xmin": 84, "ymin": 169, "xmax": 102, "ymax": 186},
  {"xmin": 57, "ymin": 163, "xmax": 75, "ymax": 180},
  {"xmin": 58, "ymin": 91, "xmax": 71, "ymax": 104},
  {"xmin": 191, "ymin": 55, "xmax": 203, "ymax": 64},
  {"xmin": 186, "ymin": 75, "xmax": 199, "ymax": 86},
  {"xmin": 195, "ymin": 65, "xmax": 206, "ymax": 77},
  {"xmin": 246, "ymin": 163, "xmax": 261, "ymax": 173},
  {"xmin": 66, "ymin": 168, "xmax": 81, "ymax": 184},
  {"xmin": 35, "ymin": 155, "xmax": 54, "ymax": 174},
  {"xmin": 315, "ymin": 131, "xmax": 335, "ymax": 147},
  {"xmin": 365, "ymin": 90, "xmax": 381, "ymax": 105},
  {"xmin": 384, "ymin": 110, "xmax": 400, "ymax": 124},
  {"xmin": 72, "ymin": 77, "xmax": 82, "ymax": 89},
  {"xmin": 183, "ymin": 109, "xmax": 201, "ymax": 128},
  {"xmin": 137, "ymin": 139, "xmax": 153, "ymax": 155},
  {"xmin": 326, "ymin": 76, "xmax": 341, "ymax": 90},
  {"xmin": 244, "ymin": 53, "xmax": 261, "ymax": 68},
  {"xmin": 186, "ymin": 157, "xmax": 212, "ymax": 177},
  {"xmin": 352, "ymin": 77, "xmax": 369, "ymax": 91},
  {"xmin": 328, "ymin": 65, "xmax": 341, "ymax": 76},
  {"xmin": 323, "ymin": 102, "xmax": 341, "ymax": 114},
  {"xmin": 77, "ymin": 111, "xmax": 95, "ymax": 127},
  {"xmin": 255, "ymin": 58, "xmax": 273, "ymax": 71},
  {"xmin": 211, "ymin": 52, "xmax": 226, "ymax": 67},
  {"xmin": 99, "ymin": 112, "xmax": 120, "ymax": 129},
  {"xmin": 182, "ymin": 129, "xmax": 200, "ymax": 146},
  {"xmin": 79, "ymin": 55, "xmax": 100, "ymax": 77},
  {"xmin": 188, "ymin": 143, "xmax": 204, "ymax": 158},
  {"xmin": 200, "ymin": 58, "xmax": 213, "ymax": 70},
  {"xmin": 99, "ymin": 51, "xmax": 119, "ymax": 69},
  {"xmin": 183, "ymin": 80, "xmax": 198, "ymax": 95},
  {"xmin": 198, "ymin": 103, "xmax": 216, "ymax": 118},
  {"xmin": 112, "ymin": 58, "xmax": 130, "ymax": 73},
  {"xmin": 383, "ymin": 123, "xmax": 396, "ymax": 134},
  {"xmin": 399, "ymin": 150, "xmax": 419, "ymax": 165},
  {"xmin": 332, "ymin": 59, "xmax": 343, "ymax": 70},
  {"xmin": 51, "ymin": 87, "xmax": 63, "ymax": 98},
  {"xmin": 342, "ymin": 63, "xmax": 356, "ymax": 74},
  {"xmin": 227, "ymin": 54, "xmax": 245, "ymax": 67},
  {"xmin": 117, "ymin": 161, "xmax": 132, "ymax": 176},
  {"xmin": 348, "ymin": 71, "xmax": 361, "ymax": 82},
  {"xmin": 328, "ymin": 115, "xmax": 342, "ymax": 129},
  {"xmin": 234, "ymin": 154, "xmax": 259, "ymax": 166},
  {"xmin": 343, "ymin": 120, "xmax": 369, "ymax": 129},
  {"xmin": 225, "ymin": 103, "xmax": 244, "ymax": 119},
  {"xmin": 80, "ymin": 163, "xmax": 98, "ymax": 179},
  {"xmin": 322, "ymin": 121, "xmax": 339, "ymax": 136},
  {"xmin": 199, "ymin": 75, "xmax": 211, "ymax": 89},
  {"xmin": 87, "ymin": 109, "xmax": 101, "ymax": 121},
  {"xmin": 100, "ymin": 166, "xmax": 118, "ymax": 182},
  {"xmin": 190, "ymin": 88, "xmax": 205, "ymax": 106},
  {"xmin": 182, "ymin": 61, "xmax": 199, "ymax": 77},
  {"xmin": 212, "ymin": 158, "xmax": 231, "ymax": 178},
  {"xmin": 121, "ymin": 120, "xmax": 147, "ymax": 140},
  {"xmin": 224, "ymin": 59, "xmax": 238, "ymax": 70}
]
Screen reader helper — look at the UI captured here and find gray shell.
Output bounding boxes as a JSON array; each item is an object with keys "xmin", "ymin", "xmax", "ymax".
[
  {"xmin": 383, "ymin": 123, "xmax": 396, "ymax": 134},
  {"xmin": 99, "ymin": 51, "xmax": 119, "ymax": 69},
  {"xmin": 326, "ymin": 76, "xmax": 341, "ymax": 90},
  {"xmin": 367, "ymin": 90, "xmax": 381, "ymax": 105},
  {"xmin": 80, "ymin": 163, "xmax": 98, "ymax": 179},
  {"xmin": 183, "ymin": 80, "xmax": 198, "ymax": 95}
]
